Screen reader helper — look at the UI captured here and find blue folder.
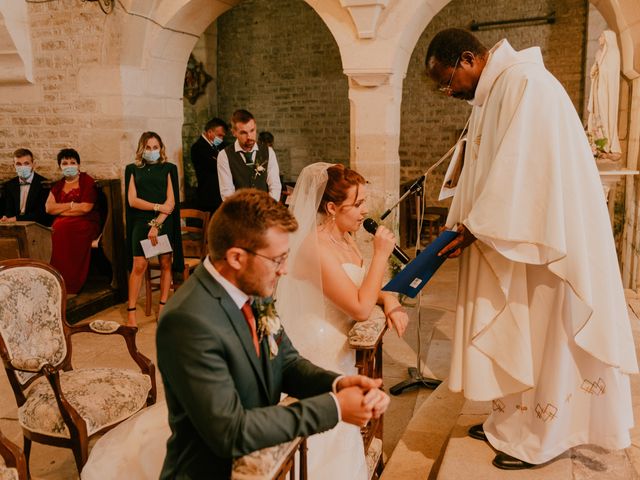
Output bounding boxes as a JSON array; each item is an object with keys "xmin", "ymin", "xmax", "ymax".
[{"xmin": 382, "ymin": 230, "xmax": 458, "ymax": 298}]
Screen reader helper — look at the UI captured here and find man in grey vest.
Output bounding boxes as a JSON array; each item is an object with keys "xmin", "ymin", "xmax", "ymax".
[{"xmin": 217, "ymin": 109, "xmax": 282, "ymax": 202}]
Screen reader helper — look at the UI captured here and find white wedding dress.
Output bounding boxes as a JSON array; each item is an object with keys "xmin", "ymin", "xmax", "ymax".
[
  {"xmin": 281, "ymin": 263, "xmax": 369, "ymax": 480},
  {"xmin": 81, "ymin": 402, "xmax": 169, "ymax": 480}
]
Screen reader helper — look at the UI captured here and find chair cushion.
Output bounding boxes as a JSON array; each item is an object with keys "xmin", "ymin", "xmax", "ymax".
[
  {"xmin": 18, "ymin": 368, "xmax": 151, "ymax": 439},
  {"xmin": 0, "ymin": 464, "xmax": 18, "ymax": 480}
]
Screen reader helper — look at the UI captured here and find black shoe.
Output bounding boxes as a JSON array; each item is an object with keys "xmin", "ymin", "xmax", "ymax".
[
  {"xmin": 492, "ymin": 452, "xmax": 535, "ymax": 470},
  {"xmin": 468, "ymin": 423, "xmax": 487, "ymax": 441}
]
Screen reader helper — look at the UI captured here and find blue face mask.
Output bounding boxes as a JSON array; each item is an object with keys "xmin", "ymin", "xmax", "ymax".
[
  {"xmin": 143, "ymin": 150, "xmax": 161, "ymax": 163},
  {"xmin": 62, "ymin": 165, "xmax": 78, "ymax": 178},
  {"xmin": 16, "ymin": 165, "xmax": 32, "ymax": 179},
  {"xmin": 213, "ymin": 137, "xmax": 223, "ymax": 147}
]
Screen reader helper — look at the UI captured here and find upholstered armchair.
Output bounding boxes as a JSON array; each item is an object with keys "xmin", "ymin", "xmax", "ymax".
[
  {"xmin": 0, "ymin": 429, "xmax": 27, "ymax": 480},
  {"xmin": 0, "ymin": 259, "xmax": 156, "ymax": 473}
]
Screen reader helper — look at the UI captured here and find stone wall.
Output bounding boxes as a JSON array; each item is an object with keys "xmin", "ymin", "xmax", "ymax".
[
  {"xmin": 400, "ymin": 0, "xmax": 589, "ymax": 203},
  {"xmin": 215, "ymin": 0, "xmax": 349, "ymax": 181},
  {"xmin": 0, "ymin": 0, "xmax": 124, "ymax": 182}
]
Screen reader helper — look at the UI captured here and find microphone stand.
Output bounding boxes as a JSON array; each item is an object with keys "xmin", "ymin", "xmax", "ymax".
[{"xmin": 387, "ymin": 144, "xmax": 456, "ymax": 396}]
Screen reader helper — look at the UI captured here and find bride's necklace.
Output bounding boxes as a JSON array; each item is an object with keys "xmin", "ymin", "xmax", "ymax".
[
  {"xmin": 329, "ymin": 231, "xmax": 352, "ymax": 252},
  {"xmin": 65, "ymin": 177, "xmax": 79, "ymax": 184},
  {"xmin": 328, "ymin": 230, "xmax": 363, "ymax": 261}
]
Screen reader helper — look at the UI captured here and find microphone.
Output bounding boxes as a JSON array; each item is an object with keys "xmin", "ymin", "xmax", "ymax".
[
  {"xmin": 379, "ymin": 143, "xmax": 457, "ymax": 221},
  {"xmin": 363, "ymin": 218, "xmax": 410, "ymax": 265}
]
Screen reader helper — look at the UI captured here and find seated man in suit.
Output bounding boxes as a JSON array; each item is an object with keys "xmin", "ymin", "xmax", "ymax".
[
  {"xmin": 1, "ymin": 148, "xmax": 51, "ymax": 226},
  {"xmin": 157, "ymin": 189, "xmax": 388, "ymax": 479},
  {"xmin": 191, "ymin": 117, "xmax": 228, "ymax": 214}
]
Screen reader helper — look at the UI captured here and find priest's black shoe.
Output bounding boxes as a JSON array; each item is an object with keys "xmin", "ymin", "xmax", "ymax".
[
  {"xmin": 468, "ymin": 423, "xmax": 487, "ymax": 441},
  {"xmin": 492, "ymin": 452, "xmax": 535, "ymax": 470}
]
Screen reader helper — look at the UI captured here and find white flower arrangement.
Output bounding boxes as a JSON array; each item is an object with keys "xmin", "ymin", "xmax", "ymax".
[{"xmin": 254, "ymin": 161, "xmax": 266, "ymax": 179}]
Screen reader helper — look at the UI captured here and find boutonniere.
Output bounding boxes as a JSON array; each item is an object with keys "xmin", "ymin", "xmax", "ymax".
[
  {"xmin": 254, "ymin": 297, "xmax": 282, "ymax": 358},
  {"xmin": 253, "ymin": 160, "xmax": 266, "ymax": 179}
]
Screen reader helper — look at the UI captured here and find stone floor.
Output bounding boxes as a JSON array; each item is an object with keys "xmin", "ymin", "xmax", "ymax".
[
  {"xmin": 3, "ymin": 258, "xmax": 640, "ymax": 479},
  {"xmin": 383, "ymin": 263, "xmax": 640, "ymax": 480}
]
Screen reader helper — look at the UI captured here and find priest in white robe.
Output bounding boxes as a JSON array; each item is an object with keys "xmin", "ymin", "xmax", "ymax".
[{"xmin": 425, "ymin": 28, "xmax": 637, "ymax": 470}]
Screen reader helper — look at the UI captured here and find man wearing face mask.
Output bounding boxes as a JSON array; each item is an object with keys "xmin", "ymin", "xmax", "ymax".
[
  {"xmin": 1, "ymin": 148, "xmax": 52, "ymax": 226},
  {"xmin": 191, "ymin": 117, "xmax": 228, "ymax": 214}
]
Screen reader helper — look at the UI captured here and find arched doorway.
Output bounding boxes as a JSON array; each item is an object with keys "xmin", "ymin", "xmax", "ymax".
[{"xmin": 179, "ymin": 0, "xmax": 349, "ymax": 205}]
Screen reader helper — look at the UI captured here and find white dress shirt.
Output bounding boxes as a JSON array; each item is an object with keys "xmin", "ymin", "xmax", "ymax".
[
  {"xmin": 217, "ymin": 140, "xmax": 282, "ymax": 202},
  {"xmin": 19, "ymin": 171, "xmax": 34, "ymax": 215}
]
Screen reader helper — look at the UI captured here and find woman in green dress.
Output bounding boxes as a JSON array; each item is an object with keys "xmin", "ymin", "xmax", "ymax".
[{"xmin": 125, "ymin": 131, "xmax": 183, "ymax": 326}]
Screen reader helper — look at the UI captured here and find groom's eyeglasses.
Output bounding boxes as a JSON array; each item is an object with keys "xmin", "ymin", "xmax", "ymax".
[{"xmin": 240, "ymin": 247, "xmax": 289, "ymax": 269}]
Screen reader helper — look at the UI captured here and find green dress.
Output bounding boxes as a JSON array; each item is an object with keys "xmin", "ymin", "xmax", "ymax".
[{"xmin": 125, "ymin": 162, "xmax": 184, "ymax": 273}]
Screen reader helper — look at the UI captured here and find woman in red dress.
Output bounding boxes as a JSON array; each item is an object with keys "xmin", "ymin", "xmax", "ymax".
[{"xmin": 46, "ymin": 148, "xmax": 101, "ymax": 294}]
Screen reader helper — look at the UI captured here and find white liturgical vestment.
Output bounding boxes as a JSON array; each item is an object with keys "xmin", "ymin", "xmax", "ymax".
[{"xmin": 446, "ymin": 40, "xmax": 638, "ymax": 464}]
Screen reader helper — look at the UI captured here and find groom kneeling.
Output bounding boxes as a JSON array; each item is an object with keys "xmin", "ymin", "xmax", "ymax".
[{"xmin": 157, "ymin": 189, "xmax": 389, "ymax": 479}]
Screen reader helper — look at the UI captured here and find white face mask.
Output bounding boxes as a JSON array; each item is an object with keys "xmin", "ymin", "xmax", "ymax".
[
  {"xmin": 62, "ymin": 165, "xmax": 79, "ymax": 178},
  {"xmin": 16, "ymin": 165, "xmax": 32, "ymax": 179},
  {"xmin": 143, "ymin": 150, "xmax": 161, "ymax": 163}
]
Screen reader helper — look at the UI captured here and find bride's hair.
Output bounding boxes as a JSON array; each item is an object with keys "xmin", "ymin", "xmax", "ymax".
[{"xmin": 318, "ymin": 164, "xmax": 365, "ymax": 215}]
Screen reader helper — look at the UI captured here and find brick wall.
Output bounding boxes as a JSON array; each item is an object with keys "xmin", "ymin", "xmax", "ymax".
[
  {"xmin": 0, "ymin": 0, "xmax": 124, "ymax": 182},
  {"xmin": 400, "ymin": 0, "xmax": 588, "ymax": 203},
  {"xmin": 215, "ymin": 0, "xmax": 349, "ymax": 181}
]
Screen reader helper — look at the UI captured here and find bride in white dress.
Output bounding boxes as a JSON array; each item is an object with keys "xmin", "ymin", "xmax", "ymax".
[{"xmin": 276, "ymin": 162, "xmax": 408, "ymax": 480}]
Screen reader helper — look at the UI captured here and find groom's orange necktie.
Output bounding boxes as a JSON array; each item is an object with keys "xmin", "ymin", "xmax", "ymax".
[{"xmin": 241, "ymin": 301, "xmax": 260, "ymax": 357}]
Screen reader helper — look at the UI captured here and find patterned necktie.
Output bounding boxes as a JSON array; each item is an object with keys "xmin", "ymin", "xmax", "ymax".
[
  {"xmin": 242, "ymin": 151, "xmax": 253, "ymax": 164},
  {"xmin": 241, "ymin": 301, "xmax": 260, "ymax": 356}
]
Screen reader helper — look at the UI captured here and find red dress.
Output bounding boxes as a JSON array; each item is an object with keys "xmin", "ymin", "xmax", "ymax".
[{"xmin": 50, "ymin": 173, "xmax": 101, "ymax": 294}]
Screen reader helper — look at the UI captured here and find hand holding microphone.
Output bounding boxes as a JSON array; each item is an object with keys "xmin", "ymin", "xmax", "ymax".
[{"xmin": 363, "ymin": 218, "xmax": 410, "ymax": 264}]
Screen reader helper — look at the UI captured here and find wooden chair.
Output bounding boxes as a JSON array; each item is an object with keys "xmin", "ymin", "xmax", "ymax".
[
  {"xmin": 348, "ymin": 305, "xmax": 387, "ymax": 479},
  {"xmin": 144, "ymin": 209, "xmax": 210, "ymax": 316},
  {"xmin": 399, "ymin": 181, "xmax": 449, "ymax": 249},
  {"xmin": 0, "ymin": 428, "xmax": 27, "ymax": 480},
  {"xmin": 0, "ymin": 259, "xmax": 156, "ymax": 473}
]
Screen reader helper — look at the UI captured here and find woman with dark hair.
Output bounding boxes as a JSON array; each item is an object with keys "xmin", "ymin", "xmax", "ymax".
[
  {"xmin": 125, "ymin": 131, "xmax": 183, "ymax": 326},
  {"xmin": 276, "ymin": 162, "xmax": 408, "ymax": 479},
  {"xmin": 45, "ymin": 148, "xmax": 101, "ymax": 294}
]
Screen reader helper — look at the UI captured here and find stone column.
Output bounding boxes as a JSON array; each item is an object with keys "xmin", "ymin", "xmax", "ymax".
[{"xmin": 346, "ymin": 70, "xmax": 403, "ymax": 226}]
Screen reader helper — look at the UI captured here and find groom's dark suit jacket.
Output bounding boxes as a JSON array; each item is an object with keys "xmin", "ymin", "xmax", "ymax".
[{"xmin": 157, "ymin": 264, "xmax": 340, "ymax": 479}]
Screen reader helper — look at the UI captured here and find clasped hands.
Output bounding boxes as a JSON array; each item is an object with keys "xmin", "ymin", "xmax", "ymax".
[{"xmin": 335, "ymin": 375, "xmax": 390, "ymax": 427}]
